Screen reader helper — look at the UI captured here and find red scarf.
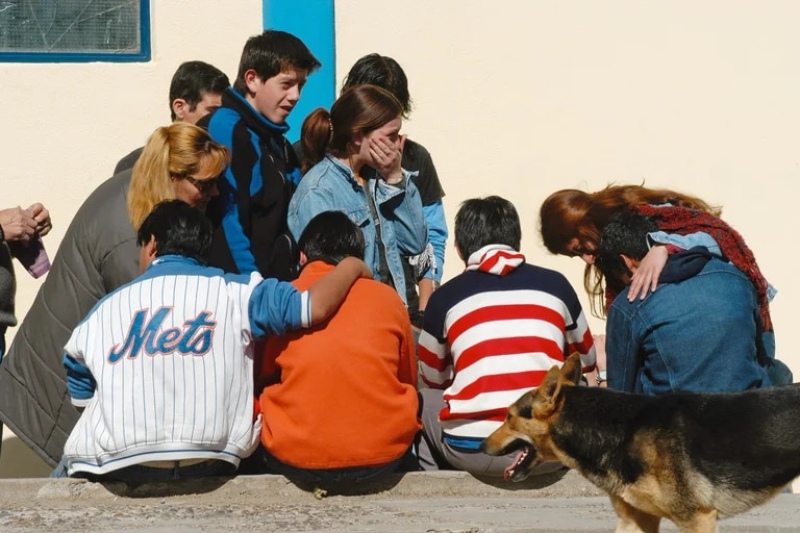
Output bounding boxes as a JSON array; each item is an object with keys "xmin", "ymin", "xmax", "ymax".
[
  {"xmin": 466, "ymin": 245, "xmax": 525, "ymax": 276},
  {"xmin": 635, "ymin": 204, "xmax": 772, "ymax": 331}
]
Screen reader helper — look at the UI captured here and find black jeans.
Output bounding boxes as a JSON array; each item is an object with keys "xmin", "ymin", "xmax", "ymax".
[
  {"xmin": 261, "ymin": 447, "xmax": 417, "ymax": 485},
  {"xmin": 81, "ymin": 459, "xmax": 236, "ymax": 484}
]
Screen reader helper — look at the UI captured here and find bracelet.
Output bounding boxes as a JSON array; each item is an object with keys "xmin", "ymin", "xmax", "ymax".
[
  {"xmin": 596, "ymin": 369, "xmax": 607, "ymax": 385},
  {"xmin": 384, "ymin": 176, "xmax": 405, "ymax": 187}
]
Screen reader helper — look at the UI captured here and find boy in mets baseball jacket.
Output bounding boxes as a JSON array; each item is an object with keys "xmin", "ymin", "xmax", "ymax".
[{"xmin": 60, "ymin": 200, "xmax": 368, "ymax": 482}]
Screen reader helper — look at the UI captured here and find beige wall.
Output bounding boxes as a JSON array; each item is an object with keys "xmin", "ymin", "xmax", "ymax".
[
  {"xmin": 337, "ymin": 0, "xmax": 798, "ymax": 368},
  {"xmin": 2, "ymin": 0, "xmax": 798, "ymax": 477},
  {"xmin": 0, "ymin": 0, "xmax": 262, "ymax": 477}
]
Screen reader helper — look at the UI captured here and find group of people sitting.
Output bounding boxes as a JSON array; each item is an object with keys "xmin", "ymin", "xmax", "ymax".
[{"xmin": 0, "ymin": 28, "xmax": 788, "ymax": 487}]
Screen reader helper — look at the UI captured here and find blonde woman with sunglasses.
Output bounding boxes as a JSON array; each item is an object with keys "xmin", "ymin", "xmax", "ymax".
[{"xmin": 0, "ymin": 122, "xmax": 229, "ymax": 468}]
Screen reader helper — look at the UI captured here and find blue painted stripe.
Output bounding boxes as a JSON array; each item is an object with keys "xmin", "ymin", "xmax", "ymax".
[{"xmin": 263, "ymin": 0, "xmax": 336, "ymax": 143}]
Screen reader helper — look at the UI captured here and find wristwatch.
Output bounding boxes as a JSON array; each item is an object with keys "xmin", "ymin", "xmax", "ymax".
[{"xmin": 596, "ymin": 370, "xmax": 608, "ymax": 386}]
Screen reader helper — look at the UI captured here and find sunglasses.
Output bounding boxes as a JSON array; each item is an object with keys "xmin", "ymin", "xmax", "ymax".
[{"xmin": 178, "ymin": 174, "xmax": 220, "ymax": 194}]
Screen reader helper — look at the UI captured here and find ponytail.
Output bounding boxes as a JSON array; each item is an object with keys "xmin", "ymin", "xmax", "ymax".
[
  {"xmin": 300, "ymin": 108, "xmax": 333, "ymax": 173},
  {"xmin": 128, "ymin": 126, "xmax": 175, "ymax": 229},
  {"xmin": 300, "ymin": 85, "xmax": 403, "ymax": 174}
]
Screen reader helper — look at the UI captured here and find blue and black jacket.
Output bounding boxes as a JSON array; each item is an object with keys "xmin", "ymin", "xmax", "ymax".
[{"xmin": 200, "ymin": 88, "xmax": 302, "ymax": 281}]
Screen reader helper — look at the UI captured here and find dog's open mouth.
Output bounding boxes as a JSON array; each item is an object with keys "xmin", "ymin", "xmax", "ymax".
[{"xmin": 503, "ymin": 440, "xmax": 538, "ymax": 482}]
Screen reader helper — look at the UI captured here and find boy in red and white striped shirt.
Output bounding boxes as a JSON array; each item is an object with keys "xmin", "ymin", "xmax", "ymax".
[{"xmin": 417, "ymin": 196, "xmax": 595, "ymax": 477}]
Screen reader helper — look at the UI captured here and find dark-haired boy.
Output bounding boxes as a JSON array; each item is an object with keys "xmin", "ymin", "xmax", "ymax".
[
  {"xmin": 201, "ymin": 30, "xmax": 321, "ymax": 281},
  {"xmin": 60, "ymin": 200, "xmax": 368, "ymax": 483},
  {"xmin": 595, "ymin": 211, "xmax": 773, "ymax": 395},
  {"xmin": 115, "ymin": 60, "xmax": 230, "ymax": 174},
  {"xmin": 257, "ymin": 210, "xmax": 420, "ymax": 484},
  {"xmin": 417, "ymin": 196, "xmax": 595, "ymax": 477}
]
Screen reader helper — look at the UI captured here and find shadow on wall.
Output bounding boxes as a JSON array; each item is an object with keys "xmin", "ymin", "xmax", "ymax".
[{"xmin": 0, "ymin": 434, "xmax": 51, "ymax": 478}]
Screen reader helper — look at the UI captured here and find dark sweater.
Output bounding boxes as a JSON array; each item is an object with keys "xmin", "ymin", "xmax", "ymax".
[{"xmin": 0, "ymin": 243, "xmax": 16, "ymax": 329}]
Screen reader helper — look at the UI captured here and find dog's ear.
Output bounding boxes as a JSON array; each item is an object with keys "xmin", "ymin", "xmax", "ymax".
[
  {"xmin": 559, "ymin": 352, "xmax": 583, "ymax": 385},
  {"xmin": 535, "ymin": 355, "xmax": 583, "ymax": 417},
  {"xmin": 534, "ymin": 365, "xmax": 564, "ymax": 417}
]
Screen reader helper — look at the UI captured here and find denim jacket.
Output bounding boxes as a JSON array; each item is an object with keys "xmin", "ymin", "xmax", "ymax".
[
  {"xmin": 287, "ymin": 156, "xmax": 427, "ymax": 305},
  {"xmin": 647, "ymin": 229, "xmax": 788, "ymax": 383},
  {"xmin": 648, "ymin": 230, "xmax": 778, "ymax": 301},
  {"xmin": 606, "ymin": 257, "xmax": 771, "ymax": 395}
]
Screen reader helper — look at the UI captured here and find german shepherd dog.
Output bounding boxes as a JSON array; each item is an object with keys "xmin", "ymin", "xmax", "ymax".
[{"xmin": 481, "ymin": 353, "xmax": 800, "ymax": 533}]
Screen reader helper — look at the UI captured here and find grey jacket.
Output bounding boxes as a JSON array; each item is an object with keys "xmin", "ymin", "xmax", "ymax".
[{"xmin": 0, "ymin": 170, "xmax": 139, "ymax": 465}]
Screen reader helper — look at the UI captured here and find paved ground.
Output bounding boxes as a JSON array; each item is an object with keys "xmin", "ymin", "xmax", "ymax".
[{"xmin": 0, "ymin": 471, "xmax": 798, "ymax": 532}]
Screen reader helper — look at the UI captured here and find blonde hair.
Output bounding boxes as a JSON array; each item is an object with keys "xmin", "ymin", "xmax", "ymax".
[{"xmin": 127, "ymin": 122, "xmax": 229, "ymax": 229}]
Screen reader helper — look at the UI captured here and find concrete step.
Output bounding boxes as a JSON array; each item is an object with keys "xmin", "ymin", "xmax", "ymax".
[{"xmin": 0, "ymin": 471, "xmax": 798, "ymax": 532}]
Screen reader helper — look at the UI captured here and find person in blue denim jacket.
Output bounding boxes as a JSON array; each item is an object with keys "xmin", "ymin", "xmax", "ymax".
[
  {"xmin": 539, "ymin": 184, "xmax": 790, "ymax": 386},
  {"xmin": 289, "ymin": 84, "xmax": 427, "ymax": 305},
  {"xmin": 340, "ymin": 54, "xmax": 448, "ymax": 328},
  {"xmin": 595, "ymin": 211, "xmax": 772, "ymax": 395}
]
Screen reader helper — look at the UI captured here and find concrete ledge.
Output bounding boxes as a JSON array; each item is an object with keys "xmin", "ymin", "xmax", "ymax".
[
  {"xmin": 2, "ymin": 472, "xmax": 798, "ymax": 532},
  {"xmin": 2, "ymin": 469, "xmax": 602, "ymax": 505}
]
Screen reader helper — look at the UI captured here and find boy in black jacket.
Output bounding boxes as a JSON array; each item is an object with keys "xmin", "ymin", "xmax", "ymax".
[{"xmin": 201, "ymin": 30, "xmax": 320, "ymax": 280}]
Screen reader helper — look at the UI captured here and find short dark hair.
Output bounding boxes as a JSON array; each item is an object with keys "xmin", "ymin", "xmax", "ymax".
[
  {"xmin": 233, "ymin": 30, "xmax": 321, "ymax": 94},
  {"xmin": 342, "ymin": 53, "xmax": 411, "ymax": 118},
  {"xmin": 169, "ymin": 61, "xmax": 229, "ymax": 121},
  {"xmin": 595, "ymin": 211, "xmax": 659, "ymax": 295},
  {"xmin": 455, "ymin": 196, "xmax": 522, "ymax": 260},
  {"xmin": 136, "ymin": 200, "xmax": 213, "ymax": 264},
  {"xmin": 298, "ymin": 211, "xmax": 365, "ymax": 264}
]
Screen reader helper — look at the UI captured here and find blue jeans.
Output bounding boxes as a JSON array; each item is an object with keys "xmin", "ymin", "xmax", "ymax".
[{"xmin": 50, "ymin": 455, "xmax": 69, "ymax": 478}]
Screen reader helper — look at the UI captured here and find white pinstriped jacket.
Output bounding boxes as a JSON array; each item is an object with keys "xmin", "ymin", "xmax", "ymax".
[{"xmin": 62, "ymin": 255, "xmax": 309, "ymax": 476}]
